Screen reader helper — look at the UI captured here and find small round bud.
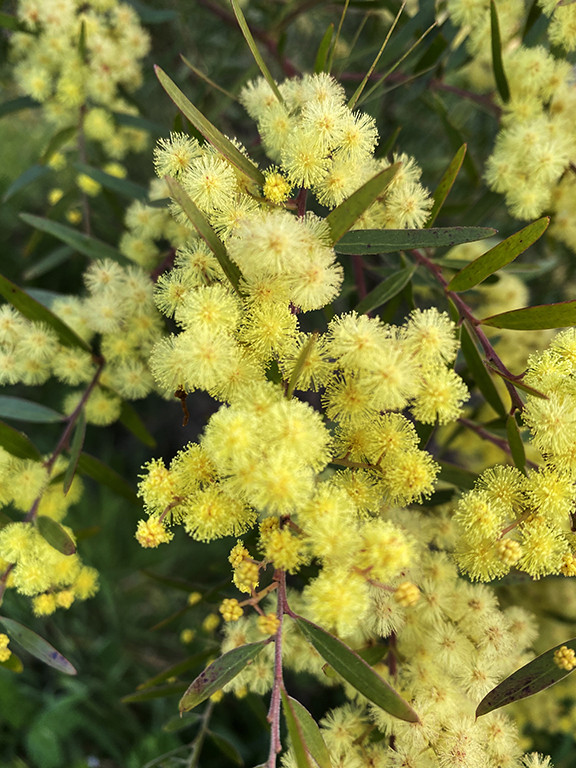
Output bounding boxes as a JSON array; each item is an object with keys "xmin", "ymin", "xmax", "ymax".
[
  {"xmin": 219, "ymin": 598, "xmax": 244, "ymax": 622},
  {"xmin": 554, "ymin": 645, "xmax": 576, "ymax": 671},
  {"xmin": 256, "ymin": 612, "xmax": 280, "ymax": 636},
  {"xmin": 202, "ymin": 613, "xmax": 220, "ymax": 633},
  {"xmin": 187, "ymin": 591, "xmax": 202, "ymax": 606},
  {"xmin": 393, "ymin": 581, "xmax": 421, "ymax": 607},
  {"xmin": 180, "ymin": 629, "xmax": 195, "ymax": 644},
  {"xmin": 496, "ymin": 538, "xmax": 522, "ymax": 566},
  {"xmin": 135, "ymin": 517, "xmax": 173, "ymax": 548},
  {"xmin": 561, "ymin": 552, "xmax": 576, "ymax": 577}
]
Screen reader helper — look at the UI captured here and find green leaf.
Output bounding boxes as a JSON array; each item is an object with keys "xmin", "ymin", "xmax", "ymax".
[
  {"xmin": 437, "ymin": 461, "xmax": 477, "ymax": 490},
  {"xmin": 76, "ymin": 453, "xmax": 140, "ymax": 505},
  {"xmin": 165, "ymin": 176, "xmax": 243, "ymax": 295},
  {"xmin": 335, "ymin": 226, "xmax": 496, "ymax": 255},
  {"xmin": 154, "ymin": 66, "xmax": 265, "ymax": 186},
  {"xmin": 326, "ymin": 164, "xmax": 400, "ymax": 245},
  {"xmin": 208, "ymin": 732, "xmax": 244, "ymax": 766},
  {"xmin": 122, "ymin": 682, "xmax": 187, "ymax": 703},
  {"xmin": 36, "ymin": 516, "xmax": 77, "ymax": 556},
  {"xmin": 181, "ymin": 56, "xmax": 236, "ymax": 101},
  {"xmin": 63, "ymin": 410, "xmax": 86, "ymax": 495},
  {"xmin": 162, "ymin": 712, "xmax": 202, "ymax": 733},
  {"xmin": 0, "ymin": 396, "xmax": 64, "ymax": 424},
  {"xmin": 0, "ymin": 11, "xmax": 28, "ymax": 30},
  {"xmin": 0, "ymin": 271, "xmax": 91, "ymax": 352},
  {"xmin": 481, "ymin": 300, "xmax": 576, "ymax": 330},
  {"xmin": 3, "ymin": 165, "xmax": 52, "ymax": 203},
  {"xmin": 179, "ymin": 641, "xmax": 268, "ymax": 713},
  {"xmin": 119, "ymin": 401, "xmax": 156, "ymax": 447},
  {"xmin": 0, "ymin": 651, "xmax": 23, "ymax": 673},
  {"xmin": 74, "ymin": 162, "xmax": 149, "ymax": 201},
  {"xmin": 138, "ymin": 649, "xmax": 215, "ymax": 691},
  {"xmin": 230, "ymin": 0, "xmax": 284, "ymax": 104},
  {"xmin": 448, "ymin": 218, "xmax": 549, "ymax": 292},
  {"xmin": 425, "ymin": 144, "xmax": 466, "ymax": 227},
  {"xmin": 354, "ymin": 265, "xmax": 415, "ymax": 315},
  {"xmin": 19, "ymin": 213, "xmax": 126, "ymax": 264},
  {"xmin": 506, "ymin": 414, "xmax": 526, "ymax": 473},
  {"xmin": 23, "ymin": 246, "xmax": 74, "ymax": 281},
  {"xmin": 0, "ymin": 616, "xmax": 77, "ymax": 675},
  {"xmin": 460, "ymin": 325, "xmax": 506, "ymax": 418},
  {"xmin": 294, "ymin": 617, "xmax": 419, "ymax": 723},
  {"xmin": 282, "ymin": 693, "xmax": 332, "ymax": 768},
  {"xmin": 314, "ymin": 24, "xmax": 334, "ymax": 73},
  {"xmin": 476, "ymin": 637, "xmax": 576, "ymax": 717},
  {"xmin": 490, "ymin": 0, "xmax": 510, "ymax": 103},
  {"xmin": 485, "ymin": 362, "xmax": 548, "ymax": 399},
  {"xmin": 0, "ymin": 420, "xmax": 41, "ymax": 460},
  {"xmin": 281, "ymin": 692, "xmax": 316, "ymax": 768},
  {"xmin": 40, "ymin": 126, "xmax": 77, "ymax": 164},
  {"xmin": 0, "ymin": 96, "xmax": 39, "ymax": 119}
]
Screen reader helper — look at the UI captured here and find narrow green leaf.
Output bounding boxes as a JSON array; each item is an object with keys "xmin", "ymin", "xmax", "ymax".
[
  {"xmin": 78, "ymin": 18, "xmax": 88, "ymax": 63},
  {"xmin": 287, "ymin": 333, "xmax": 319, "ymax": 399},
  {"xmin": 460, "ymin": 324, "xmax": 506, "ymax": 418},
  {"xmin": 208, "ymin": 732, "xmax": 244, "ymax": 766},
  {"xmin": 335, "ymin": 226, "xmax": 496, "ymax": 255},
  {"xmin": 0, "ymin": 271, "xmax": 91, "ymax": 352},
  {"xmin": 0, "ymin": 652, "xmax": 23, "ymax": 673},
  {"xmin": 481, "ymin": 300, "xmax": 576, "ymax": 330},
  {"xmin": 63, "ymin": 410, "xmax": 86, "ymax": 495},
  {"xmin": 165, "ymin": 176, "xmax": 243, "ymax": 295},
  {"xmin": 76, "ymin": 453, "xmax": 140, "ymax": 505},
  {"xmin": 162, "ymin": 712, "xmax": 202, "ymax": 733},
  {"xmin": 0, "ymin": 96, "xmax": 39, "ymax": 119},
  {"xmin": 179, "ymin": 640, "xmax": 268, "ymax": 713},
  {"xmin": 36, "ymin": 516, "xmax": 77, "ymax": 556},
  {"xmin": 425, "ymin": 144, "xmax": 466, "ymax": 227},
  {"xmin": 448, "ymin": 218, "xmax": 549, "ymax": 292},
  {"xmin": 138, "ymin": 650, "xmax": 215, "ymax": 691},
  {"xmin": 354, "ymin": 265, "xmax": 415, "ymax": 315},
  {"xmin": 0, "ymin": 396, "xmax": 64, "ymax": 424},
  {"xmin": 0, "ymin": 421, "xmax": 41, "ymax": 460},
  {"xmin": 281, "ymin": 692, "xmax": 316, "ymax": 768},
  {"xmin": 314, "ymin": 24, "xmax": 334, "ymax": 73},
  {"xmin": 155, "ymin": 66, "xmax": 265, "ymax": 186},
  {"xmin": 294, "ymin": 617, "xmax": 419, "ymax": 723},
  {"xmin": 74, "ymin": 162, "xmax": 149, "ymax": 201},
  {"xmin": 23, "ymin": 246, "xmax": 74, "ymax": 280},
  {"xmin": 326, "ymin": 164, "xmax": 400, "ymax": 245},
  {"xmin": 476, "ymin": 637, "xmax": 576, "ymax": 717},
  {"xmin": 181, "ymin": 56, "xmax": 236, "ymax": 101},
  {"xmin": 40, "ymin": 125, "xmax": 77, "ymax": 164},
  {"xmin": 490, "ymin": 0, "xmax": 510, "ymax": 102},
  {"xmin": 0, "ymin": 616, "xmax": 77, "ymax": 675},
  {"xmin": 230, "ymin": 0, "xmax": 284, "ymax": 104},
  {"xmin": 3, "ymin": 164, "xmax": 52, "ymax": 203},
  {"xmin": 485, "ymin": 362, "xmax": 548, "ymax": 399},
  {"xmin": 506, "ymin": 414, "xmax": 526, "ymax": 473},
  {"xmin": 437, "ymin": 461, "xmax": 477, "ymax": 490},
  {"xmin": 19, "ymin": 213, "xmax": 126, "ymax": 264},
  {"xmin": 123, "ymin": 682, "xmax": 187, "ymax": 703},
  {"xmin": 119, "ymin": 401, "xmax": 156, "ymax": 448},
  {"xmin": 283, "ymin": 693, "xmax": 332, "ymax": 768}
]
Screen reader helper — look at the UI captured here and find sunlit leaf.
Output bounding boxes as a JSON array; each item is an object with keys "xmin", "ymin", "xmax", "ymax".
[
  {"xmin": 283, "ymin": 693, "xmax": 332, "ymax": 768},
  {"xmin": 0, "ymin": 396, "xmax": 64, "ymax": 424},
  {"xmin": 460, "ymin": 324, "xmax": 506, "ymax": 418},
  {"xmin": 0, "ymin": 651, "xmax": 23, "ymax": 673},
  {"xmin": 354, "ymin": 265, "xmax": 415, "ymax": 315},
  {"xmin": 179, "ymin": 641, "xmax": 268, "ymax": 713},
  {"xmin": 477, "ymin": 637, "xmax": 576, "ymax": 717},
  {"xmin": 335, "ymin": 226, "xmax": 495, "ymax": 255},
  {"xmin": 326, "ymin": 164, "xmax": 400, "ymax": 245},
  {"xmin": 0, "ymin": 420, "xmax": 41, "ymax": 460},
  {"xmin": 36, "ymin": 516, "xmax": 77, "ymax": 556},
  {"xmin": 165, "ymin": 176, "xmax": 243, "ymax": 295},
  {"xmin": 295, "ymin": 617, "xmax": 419, "ymax": 723},
  {"xmin": 481, "ymin": 300, "xmax": 576, "ymax": 330},
  {"xmin": 426, "ymin": 144, "xmax": 466, "ymax": 227},
  {"xmin": 0, "ymin": 616, "xmax": 77, "ymax": 675},
  {"xmin": 448, "ymin": 218, "xmax": 549, "ymax": 292},
  {"xmin": 155, "ymin": 66, "xmax": 265, "ymax": 186},
  {"xmin": 230, "ymin": 0, "xmax": 284, "ymax": 103},
  {"xmin": 76, "ymin": 453, "xmax": 140, "ymax": 504},
  {"xmin": 490, "ymin": 0, "xmax": 510, "ymax": 102},
  {"xmin": 281, "ymin": 692, "xmax": 316, "ymax": 768},
  {"xmin": 20, "ymin": 213, "xmax": 126, "ymax": 264}
]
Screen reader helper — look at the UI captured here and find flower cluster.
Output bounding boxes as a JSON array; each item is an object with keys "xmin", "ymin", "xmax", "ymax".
[{"xmin": 10, "ymin": 0, "xmax": 150, "ymax": 160}]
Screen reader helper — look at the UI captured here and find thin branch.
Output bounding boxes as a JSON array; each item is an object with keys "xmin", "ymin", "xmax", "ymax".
[{"xmin": 267, "ymin": 569, "xmax": 287, "ymax": 768}]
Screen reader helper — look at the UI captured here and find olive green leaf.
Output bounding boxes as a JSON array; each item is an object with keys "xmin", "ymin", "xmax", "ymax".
[
  {"xmin": 0, "ymin": 420, "xmax": 42, "ymax": 460},
  {"xmin": 0, "ymin": 616, "xmax": 77, "ymax": 675},
  {"xmin": 490, "ymin": 0, "xmax": 510, "ymax": 103},
  {"xmin": 282, "ymin": 693, "xmax": 332, "ymax": 768},
  {"xmin": 354, "ymin": 265, "xmax": 416, "ymax": 315},
  {"xmin": 0, "ymin": 396, "xmax": 64, "ymax": 424},
  {"xmin": 36, "ymin": 516, "xmax": 77, "ymax": 556},
  {"xmin": 481, "ymin": 300, "xmax": 576, "ymax": 330},
  {"xmin": 335, "ymin": 226, "xmax": 495, "ymax": 255},
  {"xmin": 426, "ymin": 144, "xmax": 466, "ymax": 227}
]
